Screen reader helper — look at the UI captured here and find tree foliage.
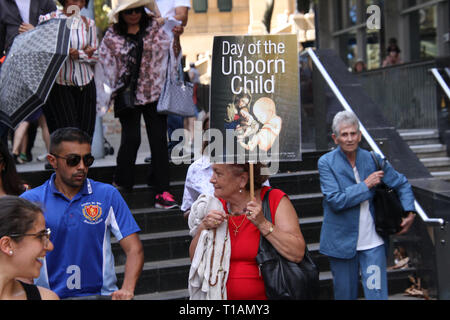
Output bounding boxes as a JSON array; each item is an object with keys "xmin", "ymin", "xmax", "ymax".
[{"xmin": 94, "ymin": 0, "xmax": 112, "ymax": 32}]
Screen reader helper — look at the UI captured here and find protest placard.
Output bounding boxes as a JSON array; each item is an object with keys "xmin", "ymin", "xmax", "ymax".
[{"xmin": 209, "ymin": 34, "xmax": 301, "ymax": 165}]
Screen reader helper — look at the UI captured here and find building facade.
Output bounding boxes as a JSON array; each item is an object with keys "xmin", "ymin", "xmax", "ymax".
[
  {"xmin": 316, "ymin": 0, "xmax": 450, "ymax": 70},
  {"xmin": 180, "ymin": 0, "xmax": 315, "ymax": 82}
]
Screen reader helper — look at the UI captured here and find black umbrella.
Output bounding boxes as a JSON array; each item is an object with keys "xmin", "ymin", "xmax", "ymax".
[{"xmin": 0, "ymin": 18, "xmax": 71, "ymax": 128}]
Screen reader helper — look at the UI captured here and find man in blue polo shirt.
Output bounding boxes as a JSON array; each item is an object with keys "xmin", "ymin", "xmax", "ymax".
[{"xmin": 21, "ymin": 127, "xmax": 144, "ymax": 299}]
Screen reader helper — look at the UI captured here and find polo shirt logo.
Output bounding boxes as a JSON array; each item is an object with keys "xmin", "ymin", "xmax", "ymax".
[{"xmin": 82, "ymin": 204, "xmax": 102, "ymax": 224}]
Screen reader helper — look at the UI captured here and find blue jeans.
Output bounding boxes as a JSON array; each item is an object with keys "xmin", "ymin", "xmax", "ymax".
[{"xmin": 328, "ymin": 244, "xmax": 388, "ymax": 300}]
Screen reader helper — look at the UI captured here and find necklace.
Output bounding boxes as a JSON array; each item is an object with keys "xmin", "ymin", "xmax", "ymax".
[
  {"xmin": 229, "ymin": 215, "xmax": 246, "ymax": 236},
  {"xmin": 226, "ymin": 202, "xmax": 247, "ymax": 216},
  {"xmin": 226, "ymin": 202, "xmax": 248, "ymax": 236}
]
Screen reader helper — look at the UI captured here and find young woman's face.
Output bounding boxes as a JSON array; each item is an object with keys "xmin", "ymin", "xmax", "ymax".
[{"xmin": 10, "ymin": 213, "xmax": 53, "ymax": 279}]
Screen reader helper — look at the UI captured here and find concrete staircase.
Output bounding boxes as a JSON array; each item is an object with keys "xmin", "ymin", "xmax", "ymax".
[{"xmin": 398, "ymin": 129, "xmax": 450, "ymax": 181}]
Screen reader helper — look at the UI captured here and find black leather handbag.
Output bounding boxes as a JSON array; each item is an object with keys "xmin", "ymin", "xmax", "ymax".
[
  {"xmin": 256, "ymin": 188, "xmax": 320, "ymax": 300},
  {"xmin": 114, "ymin": 85, "xmax": 135, "ymax": 117},
  {"xmin": 370, "ymin": 151, "xmax": 405, "ymax": 237}
]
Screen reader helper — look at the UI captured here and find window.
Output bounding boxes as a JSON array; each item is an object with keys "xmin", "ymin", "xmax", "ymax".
[
  {"xmin": 366, "ymin": 29, "xmax": 381, "ymax": 69},
  {"xmin": 403, "ymin": 1, "xmax": 439, "ymax": 60},
  {"xmin": 217, "ymin": 0, "xmax": 232, "ymax": 12},
  {"xmin": 337, "ymin": 31, "xmax": 358, "ymax": 68},
  {"xmin": 416, "ymin": 4, "xmax": 438, "ymax": 59},
  {"xmin": 193, "ymin": 0, "xmax": 208, "ymax": 13},
  {"xmin": 347, "ymin": 0, "xmax": 358, "ymax": 26}
]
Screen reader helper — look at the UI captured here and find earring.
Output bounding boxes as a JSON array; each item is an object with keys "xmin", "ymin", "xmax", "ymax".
[
  {"xmin": 239, "ymin": 188, "xmax": 243, "ymax": 193},
  {"xmin": 9, "ymin": 250, "xmax": 13, "ymax": 256}
]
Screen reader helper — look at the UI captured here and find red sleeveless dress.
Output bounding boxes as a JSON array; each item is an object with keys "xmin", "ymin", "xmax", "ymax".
[{"xmin": 219, "ymin": 186, "xmax": 287, "ymax": 300}]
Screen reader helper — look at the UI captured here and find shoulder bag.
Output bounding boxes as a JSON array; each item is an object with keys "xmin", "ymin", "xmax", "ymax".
[
  {"xmin": 370, "ymin": 151, "xmax": 405, "ymax": 237},
  {"xmin": 256, "ymin": 188, "xmax": 320, "ymax": 300},
  {"xmin": 156, "ymin": 46, "xmax": 197, "ymax": 117}
]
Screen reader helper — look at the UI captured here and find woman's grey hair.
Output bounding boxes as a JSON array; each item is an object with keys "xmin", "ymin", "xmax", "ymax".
[{"xmin": 331, "ymin": 111, "xmax": 360, "ymax": 137}]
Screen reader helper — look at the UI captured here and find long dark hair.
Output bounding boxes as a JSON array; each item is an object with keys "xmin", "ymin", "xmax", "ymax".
[
  {"xmin": 0, "ymin": 196, "xmax": 42, "ymax": 242},
  {"xmin": 0, "ymin": 142, "xmax": 26, "ymax": 195},
  {"xmin": 113, "ymin": 6, "xmax": 151, "ymax": 36}
]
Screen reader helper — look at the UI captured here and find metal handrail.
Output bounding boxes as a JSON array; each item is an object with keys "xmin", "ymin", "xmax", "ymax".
[
  {"xmin": 303, "ymin": 48, "xmax": 445, "ymax": 226},
  {"xmin": 430, "ymin": 68, "xmax": 450, "ymax": 100}
]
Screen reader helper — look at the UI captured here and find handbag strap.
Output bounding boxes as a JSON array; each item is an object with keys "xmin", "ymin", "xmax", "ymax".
[
  {"xmin": 256, "ymin": 188, "xmax": 277, "ymax": 263},
  {"xmin": 257, "ymin": 188, "xmax": 313, "ymax": 264},
  {"xmin": 165, "ymin": 40, "xmax": 186, "ymax": 83},
  {"xmin": 262, "ymin": 187, "xmax": 273, "ymax": 222},
  {"xmin": 370, "ymin": 151, "xmax": 386, "ymax": 171}
]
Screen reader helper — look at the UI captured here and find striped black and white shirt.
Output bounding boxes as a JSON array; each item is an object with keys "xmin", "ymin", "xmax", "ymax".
[{"xmin": 39, "ymin": 10, "xmax": 98, "ymax": 86}]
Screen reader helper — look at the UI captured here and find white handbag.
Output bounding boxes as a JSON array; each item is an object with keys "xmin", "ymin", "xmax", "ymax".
[{"xmin": 157, "ymin": 48, "xmax": 197, "ymax": 117}]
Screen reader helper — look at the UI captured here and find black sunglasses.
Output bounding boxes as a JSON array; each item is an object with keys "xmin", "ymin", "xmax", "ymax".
[
  {"xmin": 51, "ymin": 153, "xmax": 95, "ymax": 167},
  {"xmin": 122, "ymin": 6, "xmax": 144, "ymax": 15}
]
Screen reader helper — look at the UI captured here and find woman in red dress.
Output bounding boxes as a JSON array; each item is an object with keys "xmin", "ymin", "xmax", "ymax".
[{"xmin": 189, "ymin": 163, "xmax": 306, "ymax": 299}]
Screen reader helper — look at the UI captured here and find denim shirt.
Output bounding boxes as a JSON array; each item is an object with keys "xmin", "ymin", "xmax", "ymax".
[{"xmin": 317, "ymin": 147, "xmax": 416, "ymax": 259}]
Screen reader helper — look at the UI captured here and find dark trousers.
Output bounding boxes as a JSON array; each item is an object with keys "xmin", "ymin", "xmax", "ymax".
[
  {"xmin": 114, "ymin": 102, "xmax": 169, "ymax": 193},
  {"xmin": 167, "ymin": 114, "xmax": 184, "ymax": 151},
  {"xmin": 43, "ymin": 80, "xmax": 96, "ymax": 137}
]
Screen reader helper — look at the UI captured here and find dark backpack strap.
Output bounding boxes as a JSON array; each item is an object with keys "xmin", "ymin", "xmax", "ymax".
[
  {"xmin": 370, "ymin": 151, "xmax": 382, "ymax": 171},
  {"xmin": 18, "ymin": 281, "xmax": 42, "ymax": 300},
  {"xmin": 262, "ymin": 187, "xmax": 273, "ymax": 223},
  {"xmin": 370, "ymin": 151, "xmax": 388, "ymax": 171}
]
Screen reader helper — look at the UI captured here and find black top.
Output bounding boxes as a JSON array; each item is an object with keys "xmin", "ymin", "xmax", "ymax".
[{"xmin": 18, "ymin": 281, "xmax": 42, "ymax": 300}]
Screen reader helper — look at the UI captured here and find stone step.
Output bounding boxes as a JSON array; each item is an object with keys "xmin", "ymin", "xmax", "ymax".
[
  {"xmin": 118, "ymin": 172, "xmax": 323, "ymax": 210},
  {"xmin": 112, "ymin": 213, "xmax": 326, "ymax": 265},
  {"xmin": 410, "ymin": 144, "xmax": 447, "ymax": 159},
  {"xmin": 127, "ymin": 193, "xmax": 324, "ymax": 234},
  {"xmin": 112, "ymin": 230, "xmax": 191, "ymax": 266},
  {"xmin": 116, "ymin": 257, "xmax": 191, "ymax": 296},
  {"xmin": 17, "ymin": 153, "xmax": 326, "ymax": 188},
  {"xmin": 398, "ymin": 129, "xmax": 440, "ymax": 146},
  {"xmin": 420, "ymin": 157, "xmax": 450, "ymax": 171},
  {"xmin": 430, "ymin": 171, "xmax": 450, "ymax": 181},
  {"xmin": 117, "ymin": 257, "xmax": 415, "ymax": 300},
  {"xmin": 134, "ymin": 288, "xmax": 189, "ymax": 300},
  {"xmin": 130, "ymin": 207, "xmax": 187, "ymax": 234}
]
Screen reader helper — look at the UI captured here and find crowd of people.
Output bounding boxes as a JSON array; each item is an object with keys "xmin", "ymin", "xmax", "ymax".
[
  {"xmin": 0, "ymin": 1, "xmax": 419, "ymax": 301},
  {"xmin": 1, "ymin": 0, "xmax": 198, "ymax": 208}
]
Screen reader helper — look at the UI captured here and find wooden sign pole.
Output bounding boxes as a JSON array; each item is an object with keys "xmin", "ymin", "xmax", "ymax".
[{"xmin": 249, "ymin": 162, "xmax": 254, "ymax": 200}]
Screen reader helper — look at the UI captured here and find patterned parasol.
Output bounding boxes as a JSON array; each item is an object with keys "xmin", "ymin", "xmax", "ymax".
[{"xmin": 0, "ymin": 18, "xmax": 71, "ymax": 128}]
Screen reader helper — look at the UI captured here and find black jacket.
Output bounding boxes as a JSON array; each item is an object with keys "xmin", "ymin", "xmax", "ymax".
[{"xmin": 0, "ymin": 0, "xmax": 56, "ymax": 55}]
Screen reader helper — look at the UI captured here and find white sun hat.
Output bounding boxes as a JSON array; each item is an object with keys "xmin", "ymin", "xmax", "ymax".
[{"xmin": 108, "ymin": 0, "xmax": 160, "ymax": 24}]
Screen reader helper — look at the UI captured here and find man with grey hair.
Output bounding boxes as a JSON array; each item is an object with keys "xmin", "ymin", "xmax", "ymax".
[{"xmin": 318, "ymin": 110, "xmax": 416, "ymax": 300}]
